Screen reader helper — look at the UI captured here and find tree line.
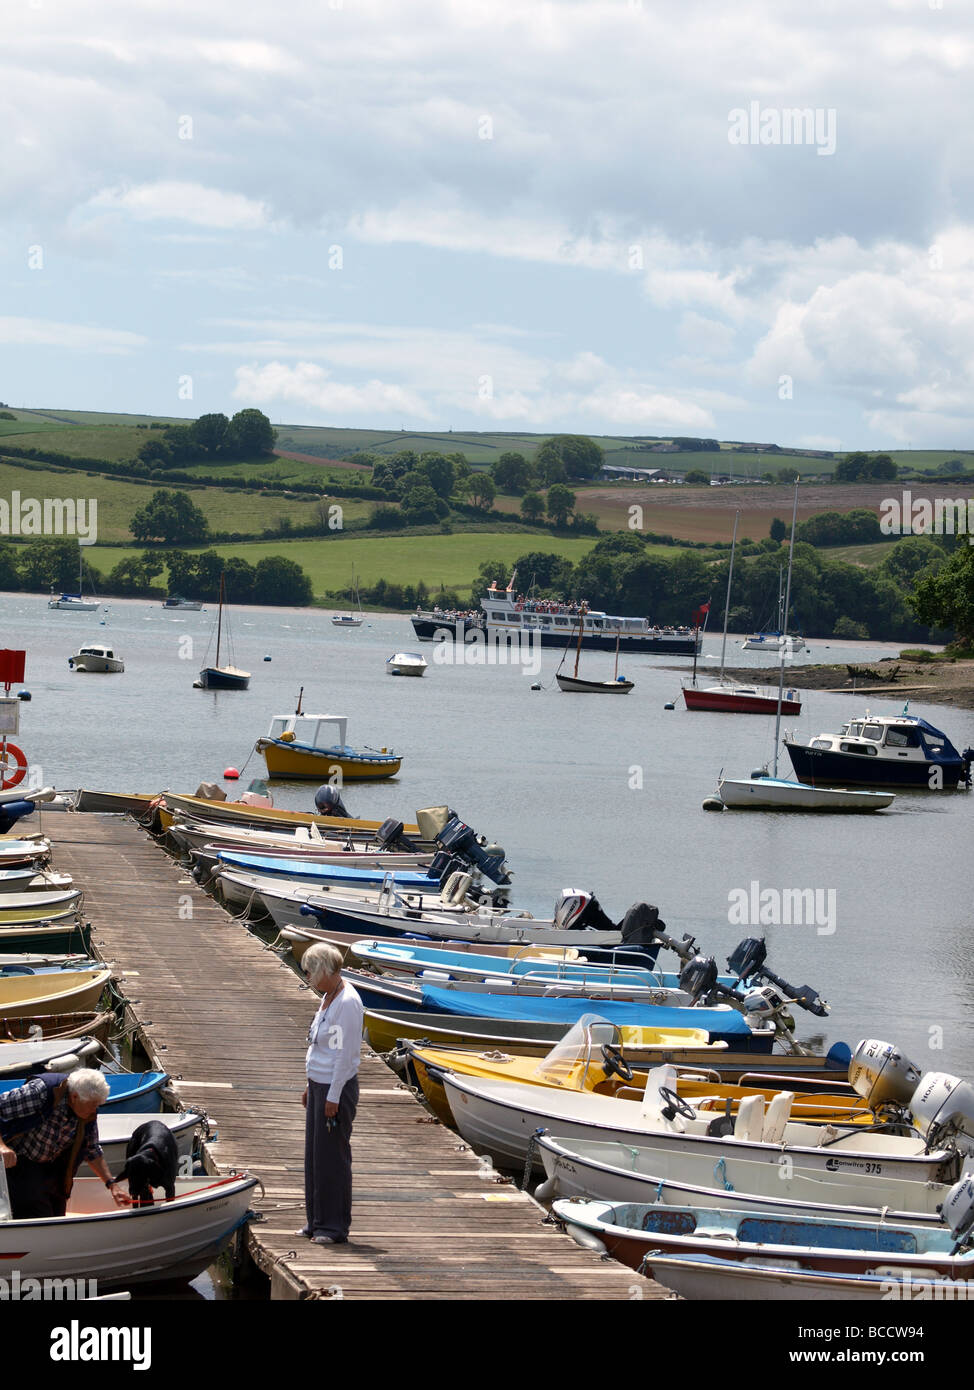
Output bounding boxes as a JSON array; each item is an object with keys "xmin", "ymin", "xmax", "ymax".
[{"xmin": 0, "ymin": 538, "xmax": 313, "ymax": 606}]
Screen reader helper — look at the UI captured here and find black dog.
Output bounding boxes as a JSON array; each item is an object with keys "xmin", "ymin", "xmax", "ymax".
[{"xmin": 113, "ymin": 1121, "xmax": 179, "ymax": 1205}]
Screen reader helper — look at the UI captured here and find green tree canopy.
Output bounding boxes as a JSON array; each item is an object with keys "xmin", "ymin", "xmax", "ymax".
[
  {"xmin": 229, "ymin": 409, "xmax": 275, "ymax": 457},
  {"xmin": 912, "ymin": 544, "xmax": 974, "ymax": 645},
  {"xmin": 131, "ymin": 490, "xmax": 210, "ymax": 544},
  {"xmin": 254, "ymin": 556, "xmax": 313, "ymax": 606},
  {"xmin": 520, "ymin": 491, "xmax": 545, "ymax": 522},
  {"xmin": 546, "ymin": 483, "xmax": 576, "ymax": 527}
]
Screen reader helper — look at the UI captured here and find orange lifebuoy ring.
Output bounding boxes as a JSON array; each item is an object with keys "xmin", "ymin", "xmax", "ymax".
[{"xmin": 0, "ymin": 742, "xmax": 27, "ymax": 790}]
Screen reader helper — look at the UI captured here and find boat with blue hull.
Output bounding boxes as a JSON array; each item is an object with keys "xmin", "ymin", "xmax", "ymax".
[
  {"xmin": 0, "ymin": 1070, "xmax": 168, "ymax": 1113},
  {"xmin": 342, "ymin": 972, "xmax": 774, "ymax": 1051},
  {"xmin": 785, "ymin": 712, "xmax": 974, "ymax": 789},
  {"xmin": 216, "ymin": 851, "xmax": 447, "ymax": 890}
]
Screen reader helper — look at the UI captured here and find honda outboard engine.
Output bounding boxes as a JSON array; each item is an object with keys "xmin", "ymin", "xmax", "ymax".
[
  {"xmin": 849, "ymin": 1039, "xmax": 922, "ymax": 1110},
  {"xmin": 911, "ymin": 1073, "xmax": 974, "ymax": 1155},
  {"xmin": 943, "ymin": 1172, "xmax": 974, "ymax": 1253},
  {"xmin": 314, "ymin": 784, "xmax": 350, "ymax": 818},
  {"xmin": 435, "ymin": 815, "xmax": 510, "ymax": 885},
  {"xmin": 553, "ymin": 890, "xmax": 616, "ymax": 933}
]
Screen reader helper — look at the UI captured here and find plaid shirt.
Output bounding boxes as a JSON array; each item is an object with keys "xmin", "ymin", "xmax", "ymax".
[{"xmin": 0, "ymin": 1077, "xmax": 102, "ymax": 1165}]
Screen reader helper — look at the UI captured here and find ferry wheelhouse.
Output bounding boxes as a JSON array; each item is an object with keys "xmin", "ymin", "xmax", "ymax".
[{"xmin": 411, "ymin": 574, "xmax": 700, "ymax": 655}]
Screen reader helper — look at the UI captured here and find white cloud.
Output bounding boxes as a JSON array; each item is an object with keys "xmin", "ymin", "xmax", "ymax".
[
  {"xmin": 89, "ymin": 182, "xmax": 269, "ymax": 229},
  {"xmin": 233, "ymin": 361, "xmax": 436, "ymax": 422},
  {"xmin": 0, "ymin": 316, "xmax": 146, "ymax": 353}
]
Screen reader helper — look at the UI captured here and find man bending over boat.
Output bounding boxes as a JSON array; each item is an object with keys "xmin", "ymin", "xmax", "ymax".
[{"xmin": 0, "ymin": 1069, "xmax": 133, "ymax": 1218}]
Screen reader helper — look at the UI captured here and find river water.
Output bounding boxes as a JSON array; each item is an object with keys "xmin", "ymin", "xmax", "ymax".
[{"xmin": 4, "ymin": 592, "xmax": 973, "ymax": 1079}]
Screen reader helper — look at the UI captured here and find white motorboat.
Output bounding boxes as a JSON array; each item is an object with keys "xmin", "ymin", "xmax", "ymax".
[
  {"xmin": 68, "ymin": 645, "xmax": 124, "ymax": 674},
  {"xmin": 97, "ymin": 1110, "xmax": 203, "ymax": 1178},
  {"xmin": 162, "ymin": 595, "xmax": 202, "ymax": 610},
  {"xmin": 386, "ymin": 652, "xmax": 427, "ymax": 677},
  {"xmin": 0, "ymin": 1173, "xmax": 257, "ymax": 1287},
  {"xmin": 440, "ymin": 1067, "xmax": 960, "ymax": 1200},
  {"xmin": 535, "ymin": 1132, "xmax": 954, "ymax": 1227},
  {"xmin": 716, "ymin": 773, "xmax": 894, "ymax": 812}
]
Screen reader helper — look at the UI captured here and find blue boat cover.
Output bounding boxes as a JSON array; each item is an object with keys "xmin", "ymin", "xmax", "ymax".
[
  {"xmin": 419, "ymin": 985, "xmax": 755, "ymax": 1037},
  {"xmin": 218, "ymin": 851, "xmax": 436, "ymax": 888}
]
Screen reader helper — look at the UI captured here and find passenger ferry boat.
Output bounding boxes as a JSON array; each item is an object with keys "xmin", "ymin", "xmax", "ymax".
[
  {"xmin": 410, "ymin": 573, "xmax": 701, "ymax": 655},
  {"xmin": 785, "ymin": 712, "xmax": 974, "ymax": 789}
]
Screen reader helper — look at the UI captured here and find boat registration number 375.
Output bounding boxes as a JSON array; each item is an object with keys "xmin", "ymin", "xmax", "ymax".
[{"xmin": 824, "ymin": 1158, "xmax": 883, "ymax": 1174}]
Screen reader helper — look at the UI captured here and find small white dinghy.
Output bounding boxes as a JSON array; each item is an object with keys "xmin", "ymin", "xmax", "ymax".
[
  {"xmin": 716, "ymin": 773, "xmax": 895, "ymax": 812},
  {"xmin": 0, "ymin": 1172, "xmax": 258, "ymax": 1287},
  {"xmin": 386, "ymin": 652, "xmax": 427, "ymax": 677}
]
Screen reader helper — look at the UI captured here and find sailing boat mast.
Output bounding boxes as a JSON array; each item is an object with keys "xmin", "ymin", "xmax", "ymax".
[
  {"xmin": 573, "ymin": 606, "xmax": 586, "ymax": 679},
  {"xmin": 773, "ymin": 482, "xmax": 800, "ymax": 778},
  {"xmin": 718, "ymin": 510, "xmax": 740, "ymax": 682},
  {"xmin": 215, "ymin": 572, "xmax": 225, "ymax": 668}
]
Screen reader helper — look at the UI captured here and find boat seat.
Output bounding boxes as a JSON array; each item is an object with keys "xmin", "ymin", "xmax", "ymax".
[
  {"xmin": 733, "ymin": 1094, "xmax": 765, "ymax": 1143},
  {"xmin": 641, "ymin": 1063, "xmax": 685, "ymax": 1131},
  {"xmin": 762, "ymin": 1091, "xmax": 794, "ymax": 1144}
]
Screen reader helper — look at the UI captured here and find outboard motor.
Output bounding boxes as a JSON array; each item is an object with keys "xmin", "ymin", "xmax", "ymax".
[
  {"xmin": 553, "ymin": 890, "xmax": 616, "ymax": 933},
  {"xmin": 727, "ymin": 937, "xmax": 830, "ymax": 1017},
  {"xmin": 944, "ymin": 1172, "xmax": 974, "ymax": 1254},
  {"xmin": 962, "ymin": 748, "xmax": 974, "ymax": 786},
  {"xmin": 0, "ymin": 798, "xmax": 39, "ymax": 835},
  {"xmin": 435, "ymin": 815, "xmax": 511, "ymax": 885},
  {"xmin": 375, "ymin": 818, "xmax": 421, "ymax": 853},
  {"xmin": 849, "ymin": 1039, "xmax": 922, "ymax": 1111},
  {"xmin": 314, "ymin": 785, "xmax": 350, "ymax": 818},
  {"xmin": 679, "ymin": 955, "xmax": 719, "ymax": 1003},
  {"xmin": 911, "ymin": 1073, "xmax": 974, "ymax": 1155},
  {"xmin": 617, "ymin": 905, "xmax": 697, "ymax": 969}
]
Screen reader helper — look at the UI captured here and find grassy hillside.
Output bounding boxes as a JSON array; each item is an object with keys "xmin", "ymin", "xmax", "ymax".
[
  {"xmin": 0, "ymin": 461, "xmax": 364, "ymax": 542},
  {"xmin": 84, "ymin": 533, "xmax": 603, "ymax": 599}
]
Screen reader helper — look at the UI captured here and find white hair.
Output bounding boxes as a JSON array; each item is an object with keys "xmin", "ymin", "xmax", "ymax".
[
  {"xmin": 66, "ymin": 1068, "xmax": 110, "ymax": 1104},
  {"xmin": 303, "ymin": 942, "xmax": 343, "ymax": 986}
]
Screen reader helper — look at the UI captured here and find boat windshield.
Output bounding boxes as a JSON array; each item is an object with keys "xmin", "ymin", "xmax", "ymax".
[{"xmin": 531, "ymin": 1015, "xmax": 620, "ymax": 1090}]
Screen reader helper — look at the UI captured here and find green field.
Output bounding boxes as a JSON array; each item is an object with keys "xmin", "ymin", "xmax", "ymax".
[
  {"xmin": 84, "ymin": 533, "xmax": 601, "ymax": 599},
  {"xmin": 0, "ymin": 461, "xmax": 359, "ymax": 542},
  {"xmin": 826, "ymin": 541, "xmax": 901, "ymax": 567}
]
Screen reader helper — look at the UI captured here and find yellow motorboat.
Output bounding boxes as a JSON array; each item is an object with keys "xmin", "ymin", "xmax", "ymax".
[
  {"xmin": 398, "ymin": 1023, "xmax": 869, "ymax": 1128},
  {"xmin": 256, "ymin": 714, "xmax": 402, "ymax": 782},
  {"xmin": 157, "ymin": 794, "xmax": 422, "ymax": 839}
]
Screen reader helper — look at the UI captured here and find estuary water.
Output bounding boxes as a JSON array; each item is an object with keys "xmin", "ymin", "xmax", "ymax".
[{"xmin": 4, "ymin": 591, "xmax": 973, "ymax": 1078}]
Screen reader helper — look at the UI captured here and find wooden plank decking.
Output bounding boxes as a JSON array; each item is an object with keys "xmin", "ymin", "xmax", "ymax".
[{"xmin": 41, "ymin": 810, "xmax": 666, "ymax": 1301}]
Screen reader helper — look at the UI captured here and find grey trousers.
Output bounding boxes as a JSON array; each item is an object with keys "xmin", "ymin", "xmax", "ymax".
[{"xmin": 304, "ymin": 1076, "xmax": 358, "ymax": 1240}]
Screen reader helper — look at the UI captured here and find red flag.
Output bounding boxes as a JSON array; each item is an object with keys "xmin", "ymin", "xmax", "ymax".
[{"xmin": 692, "ymin": 602, "xmax": 710, "ymax": 627}]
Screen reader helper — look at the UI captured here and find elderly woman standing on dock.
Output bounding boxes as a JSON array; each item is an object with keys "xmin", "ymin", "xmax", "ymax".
[{"xmin": 300, "ymin": 943, "xmax": 364, "ymax": 1245}]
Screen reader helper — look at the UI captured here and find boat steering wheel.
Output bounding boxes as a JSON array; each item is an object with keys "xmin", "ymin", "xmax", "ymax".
[
  {"xmin": 600, "ymin": 1043, "xmax": 634, "ymax": 1082},
  {"xmin": 658, "ymin": 1086, "xmax": 696, "ymax": 1121}
]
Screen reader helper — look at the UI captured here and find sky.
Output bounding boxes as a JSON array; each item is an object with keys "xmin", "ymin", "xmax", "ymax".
[{"xmin": 2, "ymin": 0, "xmax": 973, "ymax": 451}]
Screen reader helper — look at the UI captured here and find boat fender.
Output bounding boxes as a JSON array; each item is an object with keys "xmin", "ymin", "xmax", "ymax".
[
  {"xmin": 0, "ymin": 743, "xmax": 28, "ymax": 791},
  {"xmin": 45, "ymin": 1053, "xmax": 80, "ymax": 1073},
  {"xmin": 563, "ymin": 1223, "xmax": 607, "ymax": 1257},
  {"xmin": 701, "ymin": 797, "xmax": 724, "ymax": 812},
  {"xmin": 534, "ymin": 1176, "xmax": 557, "ymax": 1204}
]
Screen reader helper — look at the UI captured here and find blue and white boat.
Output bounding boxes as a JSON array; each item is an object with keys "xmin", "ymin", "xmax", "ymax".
[
  {"xmin": 348, "ymin": 939, "xmax": 740, "ymax": 993},
  {"xmin": 342, "ymin": 972, "xmax": 772, "ymax": 1050},
  {"xmin": 215, "ymin": 851, "xmax": 443, "ymax": 891},
  {"xmin": 785, "ymin": 711, "xmax": 974, "ymax": 789},
  {"xmin": 0, "ymin": 1070, "xmax": 168, "ymax": 1113}
]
